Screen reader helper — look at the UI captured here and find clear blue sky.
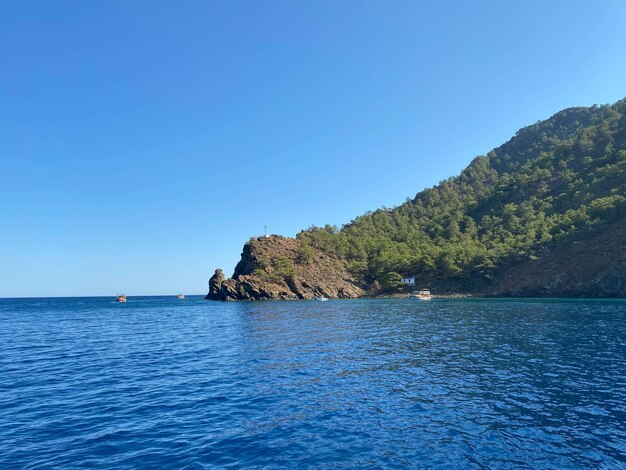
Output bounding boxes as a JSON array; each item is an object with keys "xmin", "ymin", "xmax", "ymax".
[{"xmin": 1, "ymin": 1, "xmax": 625, "ymax": 297}]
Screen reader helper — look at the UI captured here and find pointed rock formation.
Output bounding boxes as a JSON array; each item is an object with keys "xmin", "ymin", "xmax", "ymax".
[{"xmin": 205, "ymin": 269, "xmax": 225, "ymax": 300}]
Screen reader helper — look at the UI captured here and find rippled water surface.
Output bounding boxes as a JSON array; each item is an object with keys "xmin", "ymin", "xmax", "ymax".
[{"xmin": 1, "ymin": 297, "xmax": 626, "ymax": 468}]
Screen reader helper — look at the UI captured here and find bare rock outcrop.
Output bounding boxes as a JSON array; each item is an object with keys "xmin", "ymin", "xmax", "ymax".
[
  {"xmin": 205, "ymin": 235, "xmax": 365, "ymax": 301},
  {"xmin": 205, "ymin": 269, "xmax": 225, "ymax": 300},
  {"xmin": 487, "ymin": 220, "xmax": 626, "ymax": 297}
]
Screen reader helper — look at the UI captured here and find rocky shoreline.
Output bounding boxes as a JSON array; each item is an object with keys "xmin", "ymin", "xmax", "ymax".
[
  {"xmin": 205, "ymin": 235, "xmax": 364, "ymax": 301},
  {"xmin": 206, "ymin": 226, "xmax": 626, "ymax": 301}
]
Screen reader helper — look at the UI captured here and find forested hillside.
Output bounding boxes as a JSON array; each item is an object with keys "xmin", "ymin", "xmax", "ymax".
[{"xmin": 296, "ymin": 99, "xmax": 626, "ymax": 293}]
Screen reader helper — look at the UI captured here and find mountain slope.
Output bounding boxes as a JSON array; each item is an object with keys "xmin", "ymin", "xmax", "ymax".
[{"xmin": 207, "ymin": 99, "xmax": 626, "ymax": 299}]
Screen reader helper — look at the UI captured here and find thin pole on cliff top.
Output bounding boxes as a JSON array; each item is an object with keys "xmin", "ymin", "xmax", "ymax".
[{"xmin": 264, "ymin": 225, "xmax": 268, "ymax": 237}]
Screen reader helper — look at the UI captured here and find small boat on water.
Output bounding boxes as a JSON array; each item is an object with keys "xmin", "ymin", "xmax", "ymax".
[
  {"xmin": 115, "ymin": 294, "xmax": 127, "ymax": 303},
  {"xmin": 413, "ymin": 289, "xmax": 432, "ymax": 300},
  {"xmin": 177, "ymin": 294, "xmax": 185, "ymax": 299},
  {"xmin": 315, "ymin": 296, "xmax": 329, "ymax": 302}
]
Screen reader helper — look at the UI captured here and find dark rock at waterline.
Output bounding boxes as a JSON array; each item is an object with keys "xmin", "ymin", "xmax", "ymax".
[{"xmin": 205, "ymin": 269, "xmax": 225, "ymax": 300}]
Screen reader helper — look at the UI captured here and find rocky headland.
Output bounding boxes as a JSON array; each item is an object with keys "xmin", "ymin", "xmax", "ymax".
[
  {"xmin": 205, "ymin": 235, "xmax": 364, "ymax": 301},
  {"xmin": 206, "ymin": 99, "xmax": 626, "ymax": 301}
]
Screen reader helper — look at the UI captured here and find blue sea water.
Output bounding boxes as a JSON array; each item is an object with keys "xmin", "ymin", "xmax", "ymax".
[{"xmin": 1, "ymin": 297, "xmax": 625, "ymax": 469}]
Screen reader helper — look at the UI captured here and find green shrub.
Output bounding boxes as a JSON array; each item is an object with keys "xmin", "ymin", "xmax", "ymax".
[
  {"xmin": 381, "ymin": 272, "xmax": 403, "ymax": 290},
  {"xmin": 296, "ymin": 243, "xmax": 315, "ymax": 264},
  {"xmin": 273, "ymin": 257, "xmax": 296, "ymax": 281}
]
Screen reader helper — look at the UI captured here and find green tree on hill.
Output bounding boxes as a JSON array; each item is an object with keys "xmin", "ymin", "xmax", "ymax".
[{"xmin": 295, "ymin": 99, "xmax": 626, "ymax": 289}]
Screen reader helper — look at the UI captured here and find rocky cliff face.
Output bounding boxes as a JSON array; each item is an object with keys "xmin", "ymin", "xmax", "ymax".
[
  {"xmin": 205, "ymin": 235, "xmax": 365, "ymax": 301},
  {"xmin": 488, "ymin": 219, "xmax": 626, "ymax": 297}
]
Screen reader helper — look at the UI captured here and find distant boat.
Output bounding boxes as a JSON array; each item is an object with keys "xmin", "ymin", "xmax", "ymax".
[
  {"xmin": 115, "ymin": 294, "xmax": 127, "ymax": 303},
  {"xmin": 413, "ymin": 289, "xmax": 431, "ymax": 300},
  {"xmin": 315, "ymin": 296, "xmax": 328, "ymax": 302},
  {"xmin": 177, "ymin": 294, "xmax": 185, "ymax": 299}
]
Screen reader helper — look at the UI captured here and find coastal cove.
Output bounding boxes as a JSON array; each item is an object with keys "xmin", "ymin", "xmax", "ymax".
[{"xmin": 1, "ymin": 296, "xmax": 625, "ymax": 468}]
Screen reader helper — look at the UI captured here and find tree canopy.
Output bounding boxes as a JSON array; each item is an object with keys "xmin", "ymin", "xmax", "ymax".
[{"xmin": 296, "ymin": 99, "xmax": 626, "ymax": 288}]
